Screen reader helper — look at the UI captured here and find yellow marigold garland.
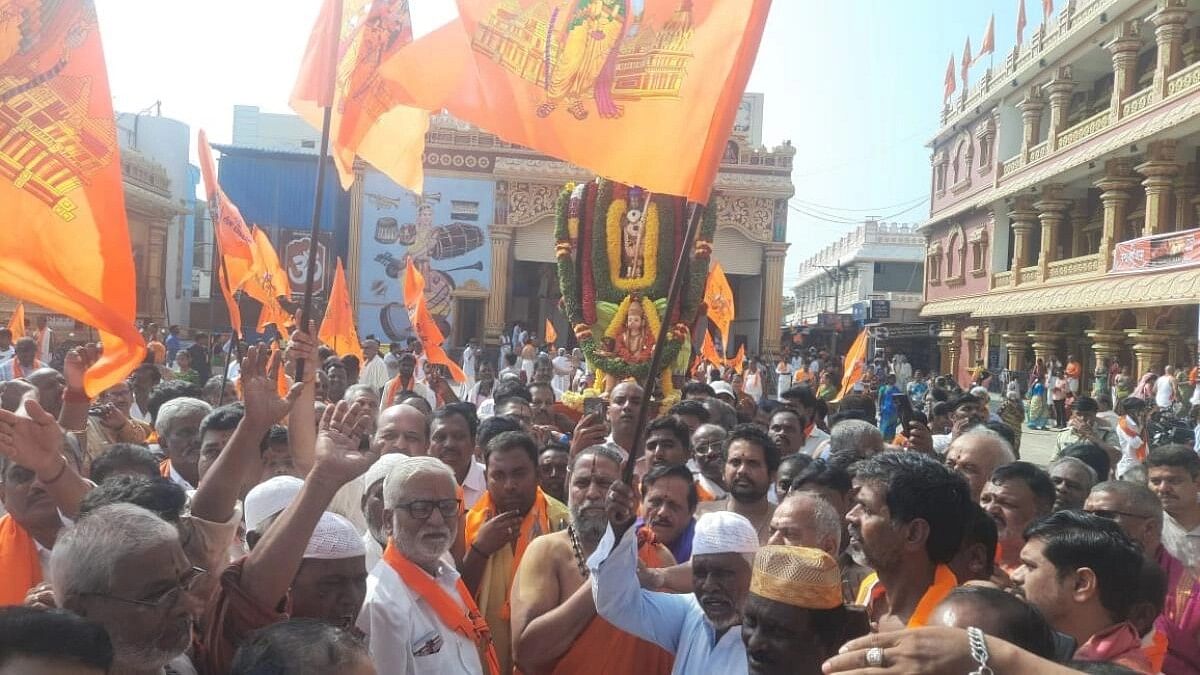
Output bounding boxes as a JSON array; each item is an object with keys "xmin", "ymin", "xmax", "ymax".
[
  {"xmin": 605, "ymin": 198, "xmax": 660, "ymax": 292},
  {"xmin": 604, "ymin": 295, "xmax": 662, "ymax": 342}
]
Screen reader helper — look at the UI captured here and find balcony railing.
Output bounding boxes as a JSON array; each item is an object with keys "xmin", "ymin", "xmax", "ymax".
[
  {"xmin": 1120, "ymin": 87, "xmax": 1154, "ymax": 118},
  {"xmin": 993, "ymin": 271, "xmax": 1013, "ymax": 287},
  {"xmin": 1028, "ymin": 142, "xmax": 1049, "ymax": 162},
  {"xmin": 1000, "ymin": 155, "xmax": 1024, "ymax": 177},
  {"xmin": 1046, "ymin": 254, "xmax": 1099, "ymax": 279},
  {"xmin": 1019, "ymin": 266, "xmax": 1040, "ymax": 284},
  {"xmin": 1058, "ymin": 110, "xmax": 1111, "ymax": 150},
  {"xmin": 1167, "ymin": 60, "xmax": 1200, "ymax": 97}
]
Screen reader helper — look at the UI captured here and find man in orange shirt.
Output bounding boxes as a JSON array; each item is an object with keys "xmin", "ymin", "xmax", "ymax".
[{"xmin": 1065, "ymin": 354, "xmax": 1083, "ymax": 396}]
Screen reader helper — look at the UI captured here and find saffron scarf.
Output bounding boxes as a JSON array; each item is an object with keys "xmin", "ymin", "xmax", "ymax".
[
  {"xmin": 1119, "ymin": 416, "xmax": 1148, "ymax": 462},
  {"xmin": 383, "ymin": 374, "xmax": 417, "ymax": 408},
  {"xmin": 383, "ymin": 541, "xmax": 500, "ymax": 675},
  {"xmin": 464, "ymin": 487, "xmax": 550, "ymax": 620},
  {"xmin": 0, "ymin": 514, "xmax": 42, "ymax": 606},
  {"xmin": 159, "ymin": 458, "xmax": 173, "ymax": 479},
  {"xmin": 856, "ymin": 564, "xmax": 957, "ymax": 628},
  {"xmin": 10, "ymin": 358, "xmax": 42, "ymax": 380}
]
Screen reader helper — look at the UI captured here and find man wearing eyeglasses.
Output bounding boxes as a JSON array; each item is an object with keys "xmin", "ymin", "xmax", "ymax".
[
  {"xmin": 359, "ymin": 455, "xmax": 498, "ymax": 674},
  {"xmin": 1085, "ymin": 479, "xmax": 1200, "ymax": 673},
  {"xmin": 691, "ymin": 423, "xmax": 729, "ymax": 502}
]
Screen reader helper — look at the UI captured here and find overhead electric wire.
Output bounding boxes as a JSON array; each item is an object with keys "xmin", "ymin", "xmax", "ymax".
[
  {"xmin": 788, "ymin": 196, "xmax": 930, "ymax": 225},
  {"xmin": 790, "ymin": 193, "xmax": 927, "ymax": 213}
]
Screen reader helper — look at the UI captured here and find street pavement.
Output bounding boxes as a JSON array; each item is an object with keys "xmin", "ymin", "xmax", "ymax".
[{"xmin": 1016, "ymin": 426, "xmax": 1060, "ymax": 467}]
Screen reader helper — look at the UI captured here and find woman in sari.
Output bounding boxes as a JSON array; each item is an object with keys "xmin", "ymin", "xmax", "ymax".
[
  {"xmin": 1092, "ymin": 357, "xmax": 1109, "ymax": 398},
  {"xmin": 1134, "ymin": 372, "xmax": 1158, "ymax": 400},
  {"xmin": 816, "ymin": 371, "xmax": 839, "ymax": 401},
  {"xmin": 1026, "ymin": 377, "xmax": 1050, "ymax": 430},
  {"xmin": 999, "ymin": 384, "xmax": 1025, "ymax": 454}
]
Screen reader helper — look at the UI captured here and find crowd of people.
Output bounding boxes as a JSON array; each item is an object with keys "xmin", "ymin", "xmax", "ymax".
[{"xmin": 0, "ymin": 318, "xmax": 1198, "ymax": 675}]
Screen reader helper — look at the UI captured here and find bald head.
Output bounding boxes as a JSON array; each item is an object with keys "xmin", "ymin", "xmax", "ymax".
[
  {"xmin": 946, "ymin": 427, "xmax": 1016, "ymax": 502},
  {"xmin": 26, "ymin": 367, "xmax": 65, "ymax": 418},
  {"xmin": 828, "ymin": 419, "xmax": 883, "ymax": 463},
  {"xmin": 1085, "ymin": 480, "xmax": 1164, "ymax": 552},
  {"xmin": 373, "ymin": 403, "xmax": 430, "ymax": 457},
  {"xmin": 767, "ymin": 490, "xmax": 841, "ymax": 555}
]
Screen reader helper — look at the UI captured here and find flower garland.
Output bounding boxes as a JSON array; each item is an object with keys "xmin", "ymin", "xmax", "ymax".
[{"xmin": 605, "ymin": 198, "xmax": 661, "ymax": 292}]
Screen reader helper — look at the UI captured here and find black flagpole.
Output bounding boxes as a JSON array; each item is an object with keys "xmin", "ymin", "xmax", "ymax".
[
  {"xmin": 623, "ymin": 201, "xmax": 704, "ymax": 483},
  {"xmin": 296, "ymin": 103, "xmax": 333, "ymax": 384}
]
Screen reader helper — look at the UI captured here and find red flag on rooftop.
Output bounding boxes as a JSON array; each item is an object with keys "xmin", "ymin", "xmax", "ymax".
[
  {"xmin": 1017, "ymin": 0, "xmax": 1028, "ymax": 45},
  {"xmin": 978, "ymin": 15, "xmax": 995, "ymax": 59},
  {"xmin": 1043, "ymin": 0, "xmax": 1054, "ymax": 24},
  {"xmin": 290, "ymin": 0, "xmax": 429, "ymax": 193},
  {"xmin": 961, "ymin": 36, "xmax": 972, "ymax": 89},
  {"xmin": 944, "ymin": 53, "xmax": 957, "ymax": 102},
  {"xmin": 0, "ymin": 1, "xmax": 145, "ymax": 395},
  {"xmin": 373, "ymin": 0, "xmax": 772, "ymax": 203}
]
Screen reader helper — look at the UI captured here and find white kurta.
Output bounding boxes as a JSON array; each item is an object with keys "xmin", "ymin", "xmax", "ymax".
[{"xmin": 358, "ymin": 557, "xmax": 485, "ymax": 675}]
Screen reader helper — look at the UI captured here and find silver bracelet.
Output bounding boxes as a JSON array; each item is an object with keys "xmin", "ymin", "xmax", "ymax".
[{"xmin": 967, "ymin": 626, "xmax": 994, "ymax": 675}]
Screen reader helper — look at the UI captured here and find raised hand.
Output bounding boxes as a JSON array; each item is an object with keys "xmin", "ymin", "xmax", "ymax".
[
  {"xmin": 311, "ymin": 400, "xmax": 377, "ymax": 488},
  {"xmin": 570, "ymin": 413, "xmax": 607, "ymax": 458},
  {"xmin": 241, "ymin": 344, "xmax": 301, "ymax": 429},
  {"xmin": 286, "ymin": 313, "xmax": 319, "ymax": 384},
  {"xmin": 472, "ymin": 509, "xmax": 524, "ymax": 557},
  {"xmin": 61, "ymin": 346, "xmax": 97, "ymax": 394},
  {"xmin": 0, "ymin": 399, "xmax": 67, "ymax": 479},
  {"xmin": 605, "ymin": 479, "xmax": 638, "ymax": 540}
]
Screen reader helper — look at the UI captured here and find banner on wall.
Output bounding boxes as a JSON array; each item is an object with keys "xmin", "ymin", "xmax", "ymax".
[{"xmin": 1110, "ymin": 227, "xmax": 1200, "ymax": 274}]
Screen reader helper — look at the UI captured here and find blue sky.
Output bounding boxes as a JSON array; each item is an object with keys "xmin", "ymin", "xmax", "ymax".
[{"xmin": 98, "ymin": 0, "xmax": 1032, "ymax": 286}]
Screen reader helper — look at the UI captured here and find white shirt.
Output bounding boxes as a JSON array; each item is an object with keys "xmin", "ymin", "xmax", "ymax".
[
  {"xmin": 1114, "ymin": 416, "xmax": 1144, "ymax": 480},
  {"xmin": 588, "ymin": 525, "xmax": 748, "ymax": 675},
  {"xmin": 462, "ymin": 461, "xmax": 487, "ymax": 510},
  {"xmin": 1162, "ymin": 512, "xmax": 1200, "ymax": 570},
  {"xmin": 359, "ymin": 556, "xmax": 484, "ymax": 675},
  {"xmin": 165, "ymin": 462, "xmax": 195, "ymax": 492},
  {"xmin": 363, "ymin": 531, "xmax": 383, "ymax": 573},
  {"xmin": 360, "ymin": 355, "xmax": 391, "ymax": 392},
  {"xmin": 800, "ymin": 427, "xmax": 830, "ymax": 457},
  {"xmin": 1156, "ymin": 376, "xmax": 1178, "ymax": 408},
  {"xmin": 0, "ymin": 346, "xmax": 12, "ymax": 364}
]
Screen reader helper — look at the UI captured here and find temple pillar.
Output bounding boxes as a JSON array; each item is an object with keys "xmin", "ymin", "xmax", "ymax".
[
  {"xmin": 1175, "ymin": 163, "xmax": 1198, "ymax": 232},
  {"xmin": 938, "ymin": 322, "xmax": 961, "ymax": 379},
  {"xmin": 1095, "ymin": 159, "xmax": 1139, "ymax": 272},
  {"xmin": 1035, "ymin": 185, "xmax": 1071, "ymax": 279},
  {"xmin": 1002, "ymin": 333, "xmax": 1030, "ymax": 372},
  {"xmin": 1043, "ymin": 69, "xmax": 1075, "ymax": 151},
  {"xmin": 1126, "ymin": 329, "xmax": 1171, "ymax": 375},
  {"xmin": 1018, "ymin": 90, "xmax": 1046, "ymax": 162},
  {"xmin": 1028, "ymin": 331, "xmax": 1066, "ymax": 369},
  {"xmin": 1009, "ymin": 197, "xmax": 1039, "ymax": 285},
  {"xmin": 1136, "ymin": 140, "xmax": 1180, "ymax": 237},
  {"xmin": 1069, "ymin": 200, "xmax": 1089, "ymax": 258},
  {"xmin": 484, "ymin": 224, "xmax": 514, "ymax": 346},
  {"xmin": 1086, "ymin": 329, "xmax": 1127, "ymax": 374},
  {"xmin": 1106, "ymin": 22, "xmax": 1143, "ymax": 120},
  {"xmin": 1150, "ymin": 0, "xmax": 1192, "ymax": 100},
  {"xmin": 760, "ymin": 243, "xmax": 789, "ymax": 360}
]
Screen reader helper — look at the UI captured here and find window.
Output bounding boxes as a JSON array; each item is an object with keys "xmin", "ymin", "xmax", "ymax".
[
  {"xmin": 970, "ymin": 228, "xmax": 989, "ymax": 276},
  {"xmin": 927, "ymin": 242, "xmax": 943, "ymax": 285},
  {"xmin": 945, "ymin": 225, "xmax": 968, "ymax": 285}
]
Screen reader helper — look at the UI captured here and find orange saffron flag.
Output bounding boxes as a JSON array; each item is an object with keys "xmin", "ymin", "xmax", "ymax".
[
  {"xmin": 402, "ymin": 258, "xmax": 467, "ymax": 383},
  {"xmin": 217, "ymin": 265, "xmax": 244, "ymax": 337},
  {"xmin": 291, "ymin": 0, "xmax": 429, "ymax": 192},
  {"xmin": 375, "ymin": 0, "xmax": 772, "ymax": 202},
  {"xmin": 198, "ymin": 130, "xmax": 256, "ymax": 267},
  {"xmin": 726, "ymin": 343, "xmax": 746, "ymax": 375},
  {"xmin": 7, "ymin": 302, "xmax": 24, "ymax": 341},
  {"xmin": 704, "ymin": 263, "xmax": 735, "ymax": 355},
  {"xmin": 834, "ymin": 329, "xmax": 869, "ymax": 403},
  {"xmin": 319, "ymin": 258, "xmax": 364, "ymax": 362},
  {"xmin": 699, "ymin": 328, "xmax": 721, "ymax": 369},
  {"xmin": 544, "ymin": 317, "xmax": 557, "ymax": 347},
  {"xmin": 0, "ymin": 2, "xmax": 145, "ymax": 395}
]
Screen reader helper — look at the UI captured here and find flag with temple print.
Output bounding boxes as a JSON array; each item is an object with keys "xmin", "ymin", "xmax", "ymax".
[
  {"xmin": 319, "ymin": 258, "xmax": 364, "ymax": 361},
  {"xmin": 290, "ymin": 0, "xmax": 429, "ymax": 193},
  {"xmin": 402, "ymin": 258, "xmax": 467, "ymax": 382},
  {"xmin": 374, "ymin": 0, "xmax": 773, "ymax": 202},
  {"xmin": 703, "ymin": 262, "xmax": 735, "ymax": 356},
  {"xmin": 0, "ymin": 1, "xmax": 145, "ymax": 395},
  {"xmin": 7, "ymin": 302, "xmax": 24, "ymax": 341}
]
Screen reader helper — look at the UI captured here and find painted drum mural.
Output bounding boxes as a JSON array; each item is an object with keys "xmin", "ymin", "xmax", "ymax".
[{"xmin": 357, "ymin": 171, "xmax": 493, "ymax": 344}]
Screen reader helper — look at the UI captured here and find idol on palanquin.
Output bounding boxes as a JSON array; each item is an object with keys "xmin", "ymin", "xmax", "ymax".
[{"xmin": 556, "ymin": 178, "xmax": 716, "ymax": 399}]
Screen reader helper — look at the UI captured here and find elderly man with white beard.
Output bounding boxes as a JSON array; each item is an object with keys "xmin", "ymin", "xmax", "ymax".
[
  {"xmin": 510, "ymin": 445, "xmax": 676, "ymax": 674},
  {"xmin": 357, "ymin": 456, "xmax": 499, "ymax": 674}
]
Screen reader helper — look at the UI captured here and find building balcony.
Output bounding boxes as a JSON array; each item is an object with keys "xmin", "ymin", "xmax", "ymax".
[
  {"xmin": 1018, "ymin": 266, "xmax": 1040, "ymax": 284},
  {"xmin": 1046, "ymin": 254, "xmax": 1100, "ymax": 279},
  {"xmin": 1058, "ymin": 110, "xmax": 1111, "ymax": 150},
  {"xmin": 992, "ymin": 270, "xmax": 1013, "ymax": 287}
]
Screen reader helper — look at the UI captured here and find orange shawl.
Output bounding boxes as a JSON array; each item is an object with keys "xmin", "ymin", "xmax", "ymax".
[
  {"xmin": 9, "ymin": 358, "xmax": 42, "ymax": 380},
  {"xmin": 0, "ymin": 514, "xmax": 42, "ymax": 606},
  {"xmin": 465, "ymin": 488, "xmax": 551, "ymax": 620},
  {"xmin": 857, "ymin": 564, "xmax": 958, "ymax": 628},
  {"xmin": 1119, "ymin": 416, "xmax": 1148, "ymax": 463},
  {"xmin": 383, "ymin": 374, "xmax": 417, "ymax": 408},
  {"xmin": 159, "ymin": 458, "xmax": 173, "ymax": 479},
  {"xmin": 383, "ymin": 540, "xmax": 500, "ymax": 675},
  {"xmin": 550, "ymin": 530, "xmax": 674, "ymax": 675}
]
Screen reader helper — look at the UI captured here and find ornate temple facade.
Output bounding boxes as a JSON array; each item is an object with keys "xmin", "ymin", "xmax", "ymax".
[
  {"xmin": 922, "ymin": 0, "xmax": 1200, "ymax": 384},
  {"xmin": 344, "ymin": 111, "xmax": 795, "ymax": 358}
]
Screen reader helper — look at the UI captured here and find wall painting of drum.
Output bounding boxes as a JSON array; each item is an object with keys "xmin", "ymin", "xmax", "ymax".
[{"xmin": 357, "ymin": 172, "xmax": 494, "ymax": 344}]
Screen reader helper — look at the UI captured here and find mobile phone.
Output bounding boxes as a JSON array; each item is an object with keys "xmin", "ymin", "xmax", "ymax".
[
  {"xmin": 583, "ymin": 396, "xmax": 605, "ymax": 418},
  {"xmin": 893, "ymin": 393, "xmax": 915, "ymax": 432}
]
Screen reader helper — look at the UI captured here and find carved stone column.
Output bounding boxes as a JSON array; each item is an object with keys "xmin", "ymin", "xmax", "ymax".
[
  {"xmin": 1126, "ymin": 328, "xmax": 1171, "ymax": 375},
  {"xmin": 760, "ymin": 243, "xmax": 789, "ymax": 360},
  {"xmin": 1043, "ymin": 68, "xmax": 1076, "ymax": 151},
  {"xmin": 1095, "ymin": 159, "xmax": 1139, "ymax": 272},
  {"xmin": 1106, "ymin": 22, "xmax": 1143, "ymax": 119},
  {"xmin": 1136, "ymin": 140, "xmax": 1180, "ymax": 237},
  {"xmin": 1027, "ymin": 331, "xmax": 1066, "ymax": 368},
  {"xmin": 484, "ymin": 224, "xmax": 514, "ymax": 345},
  {"xmin": 1150, "ymin": 0, "xmax": 1192, "ymax": 99},
  {"xmin": 1175, "ymin": 163, "xmax": 1198, "ymax": 232},
  {"xmin": 938, "ymin": 322, "xmax": 961, "ymax": 378},
  {"xmin": 1018, "ymin": 90, "xmax": 1046, "ymax": 161},
  {"xmin": 1035, "ymin": 186, "xmax": 1071, "ymax": 279},
  {"xmin": 1003, "ymin": 333, "xmax": 1030, "ymax": 372},
  {"xmin": 1068, "ymin": 200, "xmax": 1089, "ymax": 259},
  {"xmin": 1009, "ymin": 197, "xmax": 1039, "ymax": 284},
  {"xmin": 1086, "ymin": 329, "xmax": 1127, "ymax": 374}
]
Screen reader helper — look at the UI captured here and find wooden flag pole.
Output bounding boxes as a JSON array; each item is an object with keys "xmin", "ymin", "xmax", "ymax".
[
  {"xmin": 296, "ymin": 103, "xmax": 335, "ymax": 382},
  {"xmin": 216, "ymin": 285, "xmax": 242, "ymax": 408},
  {"xmin": 623, "ymin": 201, "xmax": 704, "ymax": 483}
]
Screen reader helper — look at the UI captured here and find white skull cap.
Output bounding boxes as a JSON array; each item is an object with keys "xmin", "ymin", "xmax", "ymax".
[{"xmin": 692, "ymin": 511, "xmax": 759, "ymax": 556}]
